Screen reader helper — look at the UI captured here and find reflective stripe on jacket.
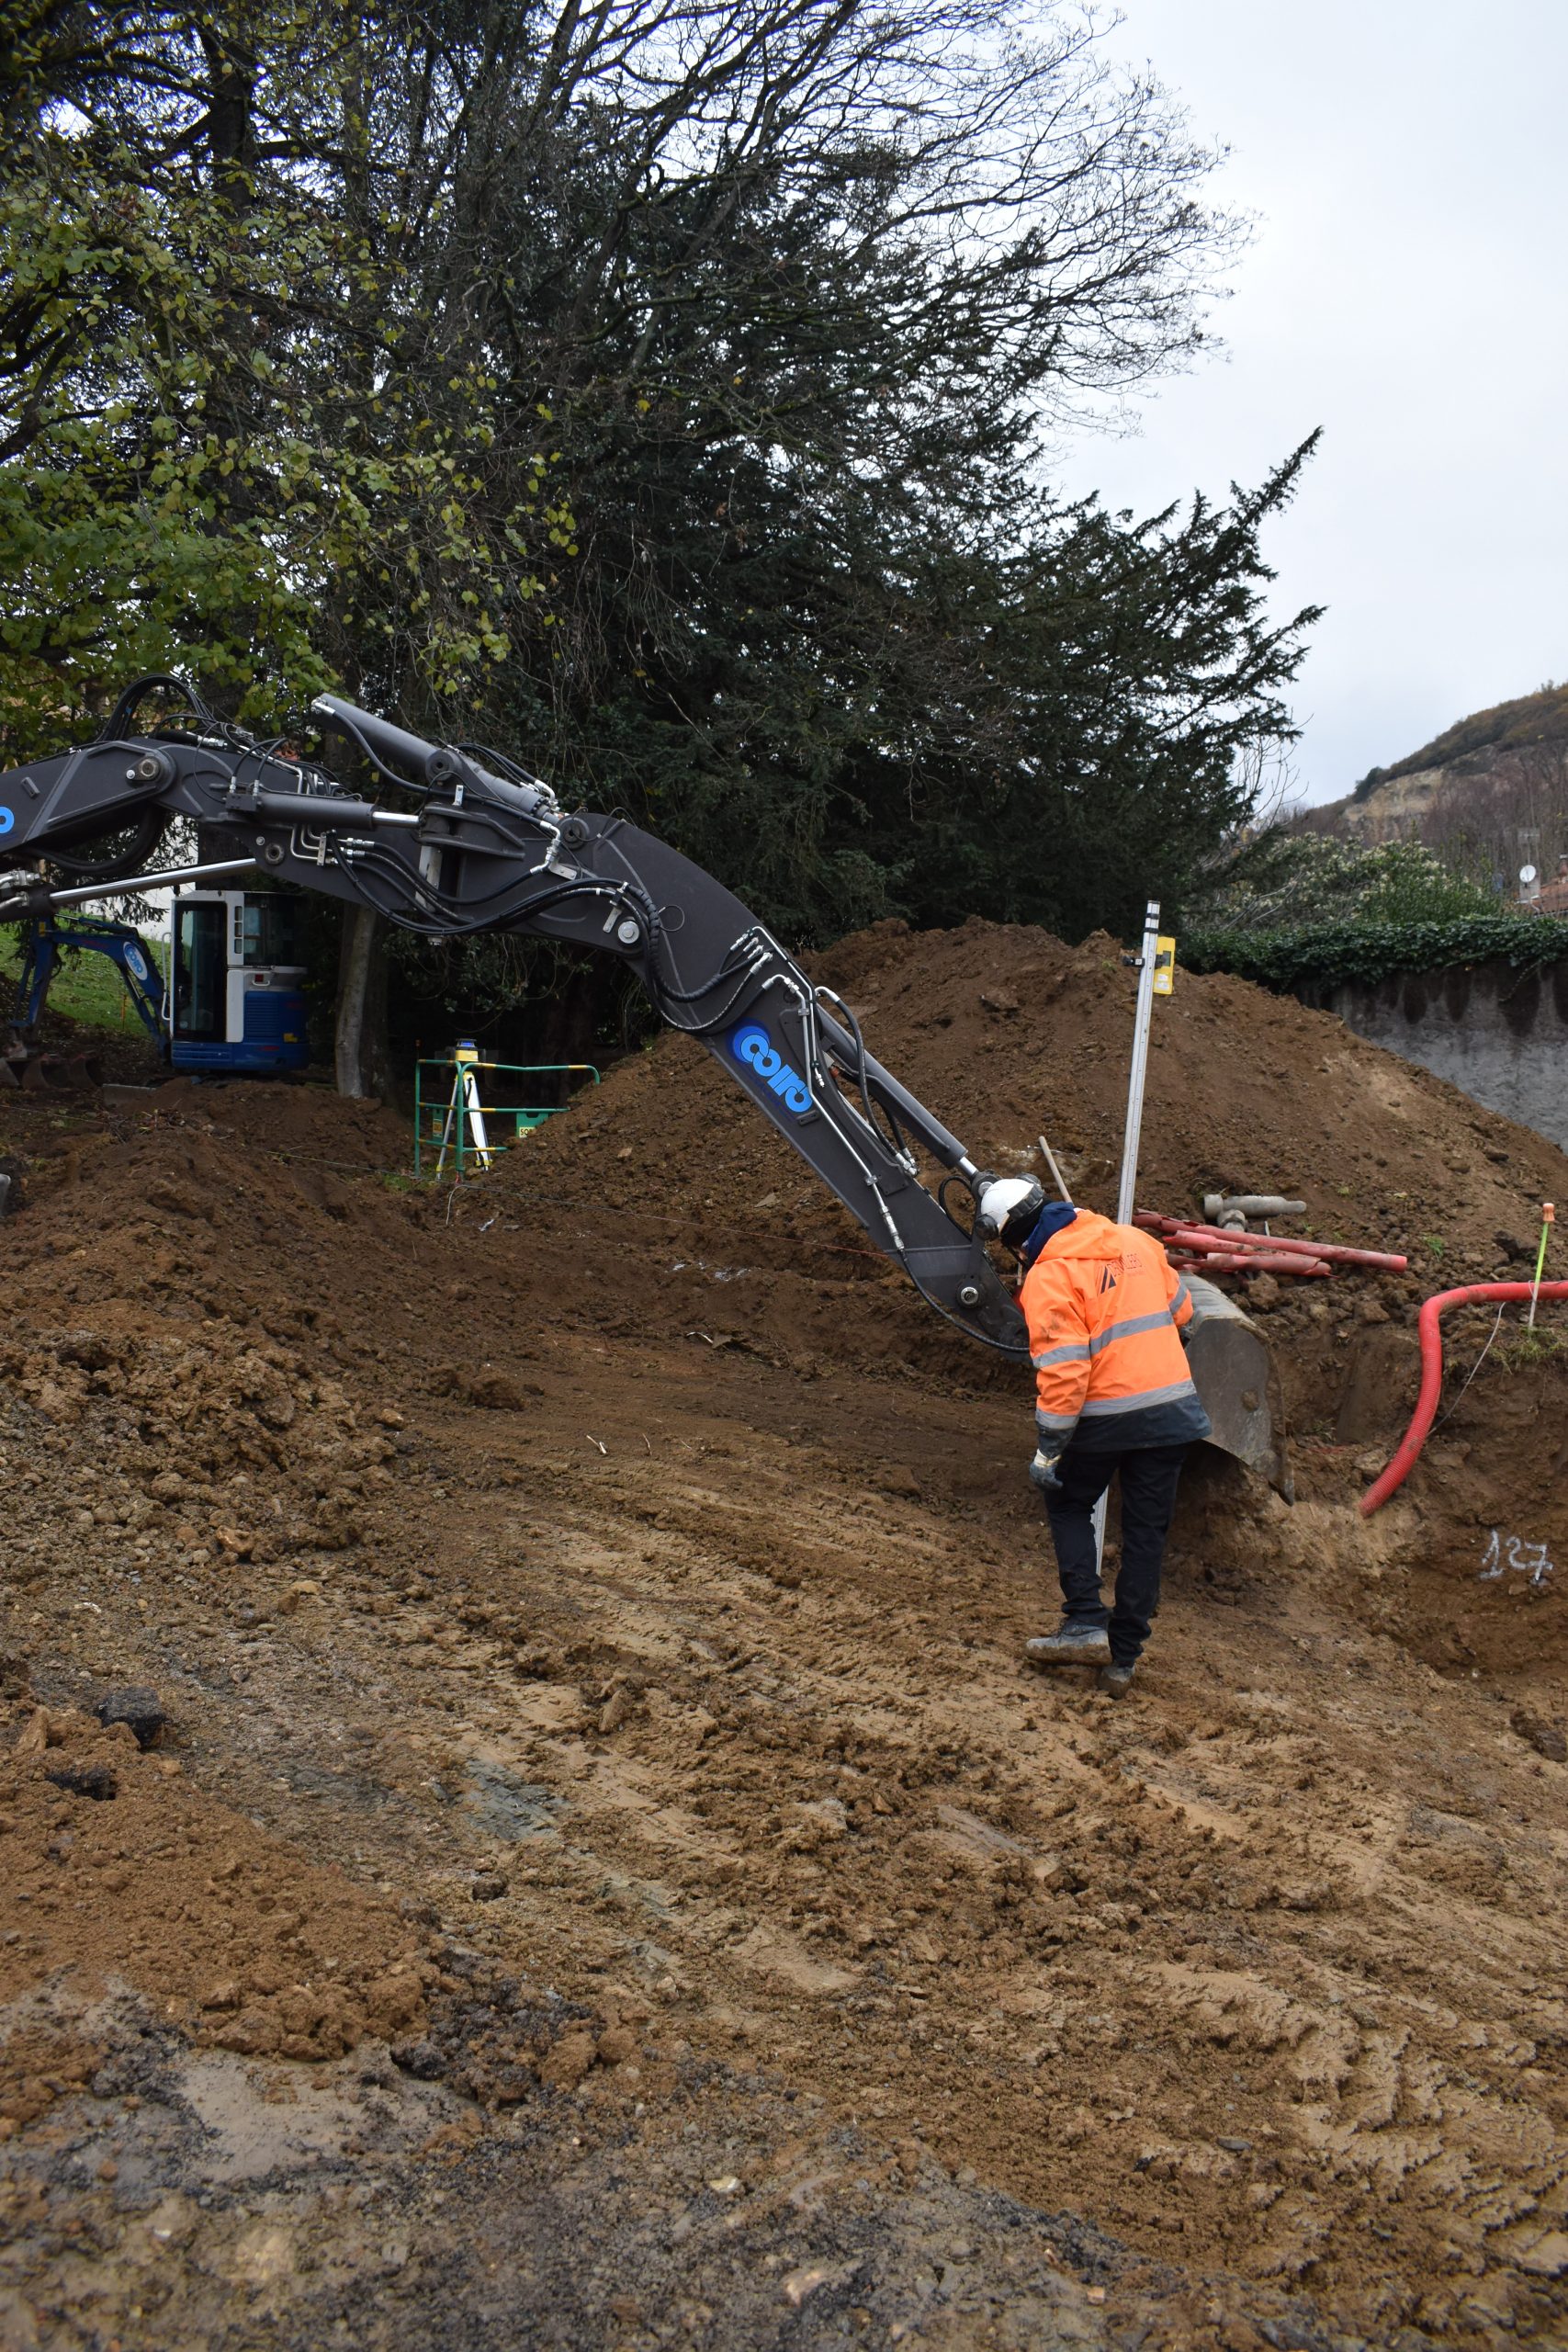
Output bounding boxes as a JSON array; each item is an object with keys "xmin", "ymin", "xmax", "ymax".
[{"xmin": 1020, "ymin": 1209, "xmax": 1212, "ymax": 1454}]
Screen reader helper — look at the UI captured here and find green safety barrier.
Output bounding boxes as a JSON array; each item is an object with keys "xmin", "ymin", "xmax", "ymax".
[{"xmin": 413, "ymin": 1053, "xmax": 600, "ymax": 1179}]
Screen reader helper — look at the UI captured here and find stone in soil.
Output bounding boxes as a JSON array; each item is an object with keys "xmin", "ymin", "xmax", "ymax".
[
  {"xmin": 1511, "ymin": 1705, "xmax": 1568, "ymax": 1761},
  {"xmin": 43, "ymin": 1761, "xmax": 118, "ymax": 1801},
  {"xmin": 96, "ymin": 1685, "xmax": 165, "ymax": 1749}
]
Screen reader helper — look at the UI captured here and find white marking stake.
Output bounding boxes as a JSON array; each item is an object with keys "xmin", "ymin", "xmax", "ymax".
[{"xmin": 1095, "ymin": 900, "xmax": 1162, "ymax": 1572}]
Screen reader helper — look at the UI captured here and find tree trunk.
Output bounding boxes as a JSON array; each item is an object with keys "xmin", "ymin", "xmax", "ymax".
[{"xmin": 334, "ymin": 904, "xmax": 389, "ymax": 1099}]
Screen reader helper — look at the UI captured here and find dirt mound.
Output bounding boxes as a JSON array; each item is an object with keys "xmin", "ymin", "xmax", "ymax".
[
  {"xmin": 1, "ymin": 1115, "xmax": 415, "ymax": 1580},
  {"xmin": 488, "ymin": 919, "xmax": 1568, "ymax": 1514},
  {"xmin": 4, "ymin": 921, "xmax": 1566, "ymax": 1664},
  {"xmin": 131, "ymin": 1075, "xmax": 412, "ymax": 1171},
  {"xmin": 0, "ymin": 985, "xmax": 167, "ymax": 1089},
  {"xmin": 516, "ymin": 915, "xmax": 1568, "ymax": 1265}
]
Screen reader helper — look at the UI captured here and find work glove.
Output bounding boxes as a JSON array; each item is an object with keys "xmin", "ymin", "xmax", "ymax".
[{"xmin": 1028, "ymin": 1446, "xmax": 1064, "ymax": 1495}]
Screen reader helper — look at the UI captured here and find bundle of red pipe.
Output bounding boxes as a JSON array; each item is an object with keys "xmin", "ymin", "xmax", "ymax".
[{"xmin": 1134, "ymin": 1212, "xmax": 1407, "ymax": 1283}]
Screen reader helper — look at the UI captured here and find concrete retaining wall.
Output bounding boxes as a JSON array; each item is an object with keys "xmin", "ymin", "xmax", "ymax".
[{"xmin": 1299, "ymin": 958, "xmax": 1568, "ymax": 1150}]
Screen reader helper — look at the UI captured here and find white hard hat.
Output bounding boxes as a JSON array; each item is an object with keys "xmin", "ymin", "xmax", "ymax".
[{"xmin": 976, "ymin": 1175, "xmax": 1046, "ymax": 1247}]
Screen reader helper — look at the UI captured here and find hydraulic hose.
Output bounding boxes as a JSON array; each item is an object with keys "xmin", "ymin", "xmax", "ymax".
[{"xmin": 1359, "ymin": 1282, "xmax": 1568, "ymax": 1516}]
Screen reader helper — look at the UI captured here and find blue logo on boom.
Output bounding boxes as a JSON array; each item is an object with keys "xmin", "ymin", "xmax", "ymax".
[{"xmin": 730, "ymin": 1022, "xmax": 812, "ymax": 1116}]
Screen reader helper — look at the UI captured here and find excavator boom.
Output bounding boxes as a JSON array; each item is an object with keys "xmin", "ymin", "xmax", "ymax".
[{"xmin": 0, "ymin": 686, "xmax": 1024, "ymax": 1353}]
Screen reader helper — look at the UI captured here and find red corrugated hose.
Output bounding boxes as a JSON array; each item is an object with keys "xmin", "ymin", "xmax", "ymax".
[{"xmin": 1359, "ymin": 1282, "xmax": 1568, "ymax": 1516}]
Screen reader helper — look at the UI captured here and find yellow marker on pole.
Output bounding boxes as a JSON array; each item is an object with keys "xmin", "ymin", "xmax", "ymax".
[{"xmin": 1527, "ymin": 1202, "xmax": 1555, "ymax": 1329}]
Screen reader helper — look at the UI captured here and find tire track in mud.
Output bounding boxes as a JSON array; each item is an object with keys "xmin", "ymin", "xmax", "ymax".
[
  {"xmin": 369, "ymin": 1367, "xmax": 1568, "ymax": 2344},
  {"xmin": 5, "ymin": 1066, "xmax": 1568, "ymax": 2346},
  {"xmin": 125, "ymin": 1385, "xmax": 1568, "ymax": 2343}
]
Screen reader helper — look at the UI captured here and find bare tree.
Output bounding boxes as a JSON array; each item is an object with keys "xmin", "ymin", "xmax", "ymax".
[{"xmin": 1420, "ymin": 741, "xmax": 1568, "ymax": 896}]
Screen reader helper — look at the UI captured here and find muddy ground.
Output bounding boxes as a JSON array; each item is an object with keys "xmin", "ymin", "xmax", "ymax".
[{"xmin": 3, "ymin": 920, "xmax": 1568, "ymax": 2351}]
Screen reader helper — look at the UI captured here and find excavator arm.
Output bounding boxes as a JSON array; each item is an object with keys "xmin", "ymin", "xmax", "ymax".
[{"xmin": 0, "ymin": 684, "xmax": 1026, "ymax": 1355}]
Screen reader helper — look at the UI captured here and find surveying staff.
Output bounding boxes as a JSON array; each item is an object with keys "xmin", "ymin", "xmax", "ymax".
[{"xmin": 977, "ymin": 1179, "xmax": 1211, "ymax": 1698}]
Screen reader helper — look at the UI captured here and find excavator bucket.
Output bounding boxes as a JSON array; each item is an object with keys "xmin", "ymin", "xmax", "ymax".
[
  {"xmin": 20, "ymin": 1052, "xmax": 74, "ymax": 1091},
  {"xmin": 1182, "ymin": 1273, "xmax": 1292, "ymax": 1500},
  {"xmin": 1, "ymin": 1036, "xmax": 103, "ymax": 1092}
]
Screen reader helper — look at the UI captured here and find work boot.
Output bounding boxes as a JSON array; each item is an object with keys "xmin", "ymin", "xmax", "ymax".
[
  {"xmin": 1024, "ymin": 1622, "xmax": 1111, "ymax": 1669},
  {"xmin": 1098, "ymin": 1661, "xmax": 1136, "ymax": 1699}
]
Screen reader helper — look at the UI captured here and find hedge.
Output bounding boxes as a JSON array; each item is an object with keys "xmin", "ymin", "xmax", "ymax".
[{"xmin": 1182, "ymin": 913, "xmax": 1568, "ymax": 994}]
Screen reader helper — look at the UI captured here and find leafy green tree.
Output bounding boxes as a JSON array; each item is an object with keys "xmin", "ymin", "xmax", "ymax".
[
  {"xmin": 0, "ymin": 1, "xmax": 569, "ymax": 753},
  {"xmin": 1, "ymin": 0, "xmax": 1322, "ymax": 1082},
  {"xmin": 0, "ymin": 0, "xmax": 572, "ymax": 1087},
  {"xmin": 839, "ymin": 449, "xmax": 1324, "ymax": 943}
]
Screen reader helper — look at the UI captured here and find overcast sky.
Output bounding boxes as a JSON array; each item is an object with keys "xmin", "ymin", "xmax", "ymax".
[{"xmin": 1053, "ymin": 0, "xmax": 1568, "ymax": 807}]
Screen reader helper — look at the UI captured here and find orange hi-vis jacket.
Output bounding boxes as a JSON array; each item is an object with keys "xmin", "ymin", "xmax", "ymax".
[{"xmin": 1020, "ymin": 1209, "xmax": 1212, "ymax": 1455}]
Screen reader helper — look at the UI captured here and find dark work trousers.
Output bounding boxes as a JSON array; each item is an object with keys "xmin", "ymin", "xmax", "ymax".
[{"xmin": 1043, "ymin": 1442, "xmax": 1189, "ymax": 1668}]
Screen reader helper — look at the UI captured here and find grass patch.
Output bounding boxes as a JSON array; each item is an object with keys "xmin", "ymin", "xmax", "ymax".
[{"xmin": 1496, "ymin": 1324, "xmax": 1568, "ymax": 1371}]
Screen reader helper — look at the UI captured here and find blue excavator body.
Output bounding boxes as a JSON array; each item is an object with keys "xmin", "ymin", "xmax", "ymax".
[{"xmin": 5, "ymin": 893, "xmax": 308, "ymax": 1082}]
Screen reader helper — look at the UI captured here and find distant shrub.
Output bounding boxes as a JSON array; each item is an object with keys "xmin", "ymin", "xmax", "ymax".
[
  {"xmin": 1185, "ymin": 912, "xmax": 1568, "ymax": 994},
  {"xmin": 1188, "ymin": 831, "xmax": 1495, "ymax": 937}
]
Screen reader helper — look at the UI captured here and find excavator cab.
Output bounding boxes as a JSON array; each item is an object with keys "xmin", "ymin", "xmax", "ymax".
[{"xmin": 169, "ymin": 888, "xmax": 309, "ymax": 1075}]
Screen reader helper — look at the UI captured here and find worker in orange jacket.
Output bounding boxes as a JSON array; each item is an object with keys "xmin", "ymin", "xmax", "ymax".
[{"xmin": 978, "ymin": 1178, "xmax": 1211, "ymax": 1698}]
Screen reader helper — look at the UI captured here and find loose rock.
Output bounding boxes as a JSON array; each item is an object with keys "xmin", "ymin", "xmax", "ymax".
[
  {"xmin": 43, "ymin": 1762, "xmax": 118, "ymax": 1802},
  {"xmin": 1510, "ymin": 1706, "xmax": 1567, "ymax": 1762},
  {"xmin": 96, "ymin": 1686, "xmax": 165, "ymax": 1750}
]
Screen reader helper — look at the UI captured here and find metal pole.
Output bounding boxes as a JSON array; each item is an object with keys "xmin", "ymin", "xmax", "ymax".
[
  {"xmin": 1116, "ymin": 900, "xmax": 1161, "ymax": 1226},
  {"xmin": 36, "ymin": 858, "xmax": 259, "ymax": 910},
  {"xmin": 1095, "ymin": 899, "xmax": 1161, "ymax": 1571}
]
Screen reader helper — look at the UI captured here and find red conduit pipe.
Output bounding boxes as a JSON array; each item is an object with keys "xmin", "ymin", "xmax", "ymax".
[
  {"xmin": 1359, "ymin": 1282, "xmax": 1568, "ymax": 1516},
  {"xmin": 1170, "ymin": 1226, "xmax": 1409, "ymax": 1272},
  {"xmin": 1170, "ymin": 1250, "xmax": 1332, "ymax": 1277},
  {"xmin": 1140, "ymin": 1215, "xmax": 1409, "ymax": 1272}
]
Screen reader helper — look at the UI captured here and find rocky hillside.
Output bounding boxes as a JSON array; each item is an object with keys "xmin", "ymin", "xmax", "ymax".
[{"xmin": 1315, "ymin": 683, "xmax": 1568, "ymax": 858}]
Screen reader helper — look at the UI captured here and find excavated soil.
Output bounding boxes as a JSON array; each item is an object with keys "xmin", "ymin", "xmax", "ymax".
[
  {"xmin": 0, "ymin": 1706, "xmax": 425, "ymax": 2075},
  {"xmin": 2, "ymin": 917, "xmax": 1568, "ymax": 2351}
]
